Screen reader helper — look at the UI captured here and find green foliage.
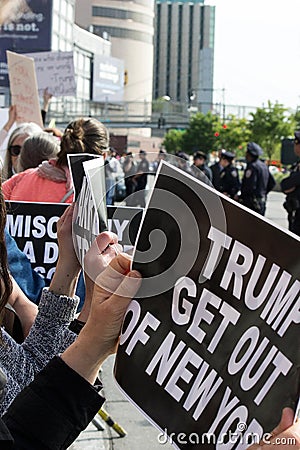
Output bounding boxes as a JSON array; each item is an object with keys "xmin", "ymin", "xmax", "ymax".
[
  {"xmin": 162, "ymin": 128, "xmax": 185, "ymax": 153},
  {"xmin": 291, "ymin": 108, "xmax": 300, "ymax": 131},
  {"xmin": 272, "ymin": 171, "xmax": 290, "ymax": 192},
  {"xmin": 162, "ymin": 101, "xmax": 297, "ymax": 161},
  {"xmin": 181, "ymin": 111, "xmax": 220, "ymax": 155},
  {"xmin": 214, "ymin": 115, "xmax": 252, "ymax": 158},
  {"xmin": 248, "ymin": 101, "xmax": 294, "ymax": 160}
]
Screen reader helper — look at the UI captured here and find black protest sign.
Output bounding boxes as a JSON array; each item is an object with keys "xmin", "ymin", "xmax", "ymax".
[
  {"xmin": 67, "ymin": 153, "xmax": 100, "ymax": 200},
  {"xmin": 5, "ymin": 201, "xmax": 143, "ymax": 281},
  {"xmin": 107, "ymin": 205, "xmax": 143, "ymax": 252},
  {"xmin": 5, "ymin": 201, "xmax": 66, "ymax": 281},
  {"xmin": 115, "ymin": 161, "xmax": 300, "ymax": 449},
  {"xmin": 68, "ymin": 154, "xmax": 107, "ymax": 265}
]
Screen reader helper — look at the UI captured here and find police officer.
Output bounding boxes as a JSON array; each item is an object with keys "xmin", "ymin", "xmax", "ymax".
[
  {"xmin": 240, "ymin": 142, "xmax": 274, "ymax": 215},
  {"xmin": 218, "ymin": 150, "xmax": 241, "ymax": 199},
  {"xmin": 281, "ymin": 131, "xmax": 300, "ymax": 235},
  {"xmin": 210, "ymin": 149, "xmax": 224, "ymax": 191},
  {"xmin": 191, "ymin": 151, "xmax": 212, "ymax": 182},
  {"xmin": 132, "ymin": 149, "xmax": 150, "ymax": 207}
]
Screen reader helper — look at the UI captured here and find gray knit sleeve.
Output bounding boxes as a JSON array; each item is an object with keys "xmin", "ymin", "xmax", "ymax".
[{"xmin": 0, "ymin": 288, "xmax": 79, "ymax": 414}]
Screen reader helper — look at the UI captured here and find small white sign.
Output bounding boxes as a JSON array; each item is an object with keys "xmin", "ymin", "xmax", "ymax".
[{"xmin": 26, "ymin": 51, "xmax": 76, "ymax": 97}]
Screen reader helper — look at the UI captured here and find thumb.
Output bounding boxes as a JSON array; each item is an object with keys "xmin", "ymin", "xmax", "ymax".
[{"xmin": 271, "ymin": 407, "xmax": 294, "ymax": 437}]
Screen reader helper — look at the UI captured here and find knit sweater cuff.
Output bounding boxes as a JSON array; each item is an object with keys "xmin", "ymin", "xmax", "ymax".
[{"xmin": 38, "ymin": 288, "xmax": 79, "ymax": 322}]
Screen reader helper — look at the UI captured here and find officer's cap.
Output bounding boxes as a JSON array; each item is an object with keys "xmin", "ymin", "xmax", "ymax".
[
  {"xmin": 176, "ymin": 151, "xmax": 189, "ymax": 161},
  {"xmin": 246, "ymin": 142, "xmax": 263, "ymax": 157},
  {"xmin": 193, "ymin": 151, "xmax": 207, "ymax": 161},
  {"xmin": 220, "ymin": 149, "xmax": 235, "ymax": 161},
  {"xmin": 294, "ymin": 131, "xmax": 300, "ymax": 144}
]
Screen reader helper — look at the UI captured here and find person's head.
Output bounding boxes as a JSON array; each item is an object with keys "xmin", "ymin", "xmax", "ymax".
[
  {"xmin": 139, "ymin": 150, "xmax": 147, "ymax": 159},
  {"xmin": 193, "ymin": 151, "xmax": 207, "ymax": 167},
  {"xmin": 294, "ymin": 131, "xmax": 300, "ymax": 158},
  {"xmin": 176, "ymin": 151, "xmax": 190, "ymax": 167},
  {"xmin": 158, "ymin": 149, "xmax": 167, "ymax": 161},
  {"xmin": 109, "ymin": 148, "xmax": 117, "ymax": 158},
  {"xmin": 125, "ymin": 151, "xmax": 133, "ymax": 159},
  {"xmin": 219, "ymin": 149, "xmax": 235, "ymax": 168},
  {"xmin": 2, "ymin": 122, "xmax": 43, "ymax": 180},
  {"xmin": 17, "ymin": 132, "xmax": 60, "ymax": 172},
  {"xmin": 56, "ymin": 118, "xmax": 109, "ymax": 167},
  {"xmin": 246, "ymin": 142, "xmax": 263, "ymax": 161}
]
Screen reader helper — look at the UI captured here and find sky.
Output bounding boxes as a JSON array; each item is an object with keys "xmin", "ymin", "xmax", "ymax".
[{"xmin": 207, "ymin": 0, "xmax": 300, "ymax": 111}]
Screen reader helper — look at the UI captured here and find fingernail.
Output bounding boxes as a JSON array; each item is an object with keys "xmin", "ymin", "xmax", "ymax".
[{"xmin": 129, "ymin": 270, "xmax": 141, "ymax": 278}]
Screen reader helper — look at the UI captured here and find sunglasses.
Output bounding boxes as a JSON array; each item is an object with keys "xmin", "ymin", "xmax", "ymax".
[{"xmin": 8, "ymin": 145, "xmax": 22, "ymax": 156}]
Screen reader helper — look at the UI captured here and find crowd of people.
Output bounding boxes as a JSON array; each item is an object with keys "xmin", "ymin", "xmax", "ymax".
[{"xmin": 0, "ymin": 102, "xmax": 282, "ymax": 219}]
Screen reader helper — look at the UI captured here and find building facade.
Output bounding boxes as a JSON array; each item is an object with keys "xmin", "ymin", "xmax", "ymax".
[
  {"xmin": 153, "ymin": 0, "xmax": 215, "ymax": 112},
  {"xmin": 75, "ymin": 0, "xmax": 155, "ymax": 104},
  {"xmin": 0, "ymin": 0, "xmax": 121, "ymax": 121}
]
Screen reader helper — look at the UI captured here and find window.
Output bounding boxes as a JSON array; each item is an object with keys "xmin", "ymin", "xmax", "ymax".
[
  {"xmin": 93, "ymin": 26, "xmax": 153, "ymax": 44},
  {"xmin": 92, "ymin": 7, "xmax": 153, "ymax": 26}
]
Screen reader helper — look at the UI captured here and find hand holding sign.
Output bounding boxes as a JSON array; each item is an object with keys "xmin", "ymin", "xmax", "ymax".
[
  {"xmin": 79, "ymin": 231, "xmax": 122, "ymax": 323},
  {"xmin": 83, "ymin": 254, "xmax": 141, "ymax": 361}
]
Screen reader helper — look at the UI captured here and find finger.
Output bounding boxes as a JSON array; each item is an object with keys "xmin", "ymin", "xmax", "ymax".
[
  {"xmin": 249, "ymin": 408, "xmax": 295, "ymax": 449},
  {"xmin": 93, "ymin": 253, "xmax": 134, "ymax": 298},
  {"xmin": 271, "ymin": 408, "xmax": 295, "ymax": 437},
  {"xmin": 99, "ymin": 270, "xmax": 142, "ymax": 323},
  {"xmin": 100, "ymin": 243, "xmax": 123, "ymax": 266},
  {"xmin": 268, "ymin": 419, "xmax": 300, "ymax": 447},
  {"xmin": 95, "ymin": 231, "xmax": 119, "ymax": 252},
  {"xmin": 114, "ymin": 269, "xmax": 141, "ymax": 298},
  {"xmin": 58, "ymin": 204, "xmax": 74, "ymax": 227},
  {"xmin": 83, "ymin": 232, "xmax": 119, "ymax": 265}
]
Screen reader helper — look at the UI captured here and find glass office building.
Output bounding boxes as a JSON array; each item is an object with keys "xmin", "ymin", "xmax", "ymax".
[{"xmin": 154, "ymin": 0, "xmax": 215, "ymax": 110}]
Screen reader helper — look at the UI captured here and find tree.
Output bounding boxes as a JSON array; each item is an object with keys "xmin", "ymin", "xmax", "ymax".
[
  {"xmin": 181, "ymin": 111, "xmax": 221, "ymax": 155},
  {"xmin": 248, "ymin": 101, "xmax": 294, "ymax": 161},
  {"xmin": 214, "ymin": 115, "xmax": 252, "ymax": 158},
  {"xmin": 291, "ymin": 108, "xmax": 300, "ymax": 131},
  {"xmin": 162, "ymin": 128, "xmax": 185, "ymax": 153}
]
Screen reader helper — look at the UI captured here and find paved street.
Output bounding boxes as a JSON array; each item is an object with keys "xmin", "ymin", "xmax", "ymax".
[{"xmin": 70, "ymin": 191, "xmax": 290, "ymax": 450}]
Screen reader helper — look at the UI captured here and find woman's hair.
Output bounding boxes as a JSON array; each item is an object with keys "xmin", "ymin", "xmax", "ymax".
[
  {"xmin": 2, "ymin": 122, "xmax": 43, "ymax": 180},
  {"xmin": 18, "ymin": 132, "xmax": 60, "ymax": 172},
  {"xmin": 56, "ymin": 118, "xmax": 109, "ymax": 167},
  {"xmin": 0, "ymin": 179, "xmax": 12, "ymax": 329}
]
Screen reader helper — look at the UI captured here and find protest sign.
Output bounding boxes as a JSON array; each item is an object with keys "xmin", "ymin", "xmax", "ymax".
[
  {"xmin": 26, "ymin": 51, "xmax": 76, "ymax": 97},
  {"xmin": 5, "ymin": 201, "xmax": 65, "ymax": 281},
  {"xmin": 5, "ymin": 201, "xmax": 143, "ymax": 282},
  {"xmin": 115, "ymin": 161, "xmax": 300, "ymax": 449},
  {"xmin": 67, "ymin": 154, "xmax": 107, "ymax": 265},
  {"xmin": 6, "ymin": 50, "xmax": 43, "ymax": 127}
]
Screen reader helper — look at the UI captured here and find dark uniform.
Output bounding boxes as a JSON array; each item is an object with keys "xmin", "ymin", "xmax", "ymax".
[
  {"xmin": 240, "ymin": 142, "xmax": 274, "ymax": 215},
  {"xmin": 210, "ymin": 162, "xmax": 222, "ymax": 190},
  {"xmin": 219, "ymin": 164, "xmax": 240, "ymax": 198},
  {"xmin": 190, "ymin": 164, "xmax": 212, "ymax": 185},
  {"xmin": 281, "ymin": 131, "xmax": 300, "ymax": 235},
  {"xmin": 211, "ymin": 150, "xmax": 240, "ymax": 198},
  {"xmin": 192, "ymin": 151, "xmax": 212, "ymax": 182},
  {"xmin": 133, "ymin": 150, "xmax": 149, "ymax": 207}
]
